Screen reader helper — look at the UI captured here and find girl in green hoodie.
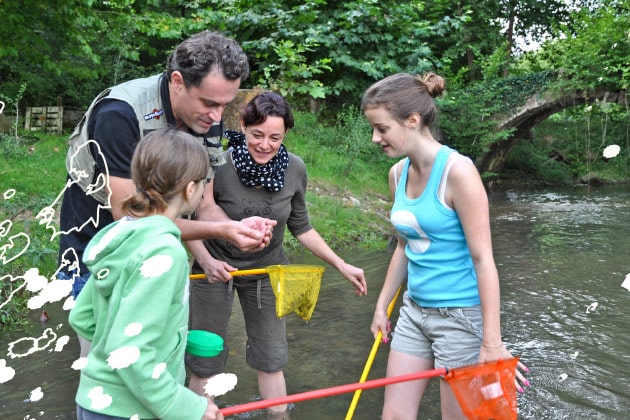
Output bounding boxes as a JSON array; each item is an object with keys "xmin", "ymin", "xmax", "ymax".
[{"xmin": 69, "ymin": 128, "xmax": 223, "ymax": 420}]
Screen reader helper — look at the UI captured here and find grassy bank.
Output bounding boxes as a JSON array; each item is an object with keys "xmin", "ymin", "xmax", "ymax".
[{"xmin": 285, "ymin": 111, "xmax": 394, "ymax": 252}]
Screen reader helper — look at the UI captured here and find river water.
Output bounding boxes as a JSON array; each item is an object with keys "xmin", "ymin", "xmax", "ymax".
[{"xmin": 1, "ymin": 185, "xmax": 629, "ymax": 419}]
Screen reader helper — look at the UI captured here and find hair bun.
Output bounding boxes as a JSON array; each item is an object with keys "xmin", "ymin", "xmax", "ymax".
[{"xmin": 417, "ymin": 72, "xmax": 446, "ymax": 98}]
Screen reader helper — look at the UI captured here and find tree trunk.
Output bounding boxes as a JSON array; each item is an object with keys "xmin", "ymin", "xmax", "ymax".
[{"xmin": 503, "ymin": 7, "xmax": 515, "ymax": 78}]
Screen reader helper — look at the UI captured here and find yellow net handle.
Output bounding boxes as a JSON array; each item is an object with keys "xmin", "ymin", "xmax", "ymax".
[
  {"xmin": 345, "ymin": 286, "xmax": 402, "ymax": 419},
  {"xmin": 189, "ymin": 268, "xmax": 268, "ymax": 280}
]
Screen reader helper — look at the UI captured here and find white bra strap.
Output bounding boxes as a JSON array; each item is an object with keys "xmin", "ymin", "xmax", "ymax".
[{"xmin": 438, "ymin": 153, "xmax": 470, "ymax": 209}]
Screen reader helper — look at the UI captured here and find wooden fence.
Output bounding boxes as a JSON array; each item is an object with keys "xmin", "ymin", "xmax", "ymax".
[{"xmin": 25, "ymin": 106, "xmax": 64, "ymax": 134}]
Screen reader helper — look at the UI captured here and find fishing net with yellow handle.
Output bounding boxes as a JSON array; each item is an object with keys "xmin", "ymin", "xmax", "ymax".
[{"xmin": 190, "ymin": 264, "xmax": 325, "ymax": 321}]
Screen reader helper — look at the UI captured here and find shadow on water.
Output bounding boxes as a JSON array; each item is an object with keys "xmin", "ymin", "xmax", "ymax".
[{"xmin": 1, "ymin": 184, "xmax": 629, "ymax": 419}]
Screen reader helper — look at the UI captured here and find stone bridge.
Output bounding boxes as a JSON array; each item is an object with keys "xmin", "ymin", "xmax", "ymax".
[{"xmin": 476, "ymin": 88, "xmax": 627, "ymax": 174}]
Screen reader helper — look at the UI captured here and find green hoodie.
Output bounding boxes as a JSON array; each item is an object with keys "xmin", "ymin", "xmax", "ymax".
[{"xmin": 69, "ymin": 215, "xmax": 208, "ymax": 419}]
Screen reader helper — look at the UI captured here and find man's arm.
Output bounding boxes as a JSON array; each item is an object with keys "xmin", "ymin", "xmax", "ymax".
[
  {"xmin": 107, "ymin": 176, "xmax": 137, "ymax": 220},
  {"xmin": 177, "ymin": 179, "xmax": 274, "ymax": 249}
]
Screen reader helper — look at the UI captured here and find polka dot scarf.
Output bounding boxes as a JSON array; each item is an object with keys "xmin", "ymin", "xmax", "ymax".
[{"xmin": 225, "ymin": 130, "xmax": 289, "ymax": 192}]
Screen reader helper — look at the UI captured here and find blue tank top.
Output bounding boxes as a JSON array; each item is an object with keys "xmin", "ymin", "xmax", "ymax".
[{"xmin": 390, "ymin": 145, "xmax": 479, "ymax": 307}]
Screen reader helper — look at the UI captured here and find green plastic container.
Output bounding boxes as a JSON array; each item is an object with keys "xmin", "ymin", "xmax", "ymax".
[{"xmin": 186, "ymin": 330, "xmax": 224, "ymax": 358}]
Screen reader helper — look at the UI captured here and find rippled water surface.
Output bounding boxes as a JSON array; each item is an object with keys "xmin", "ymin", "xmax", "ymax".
[{"xmin": 1, "ymin": 185, "xmax": 628, "ymax": 419}]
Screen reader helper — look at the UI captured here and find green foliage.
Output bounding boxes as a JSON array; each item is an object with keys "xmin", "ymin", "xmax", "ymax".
[
  {"xmin": 289, "ymin": 110, "xmax": 390, "ymax": 196},
  {"xmin": 503, "ymin": 138, "xmax": 575, "ymax": 185},
  {"xmin": 438, "ymin": 71, "xmax": 559, "ymax": 159},
  {"xmin": 283, "ymin": 110, "xmax": 393, "ymax": 251},
  {"xmin": 258, "ymin": 39, "xmax": 333, "ymax": 100},
  {"xmin": 178, "ymin": 0, "xmax": 451, "ymax": 104},
  {"xmin": 0, "ymin": 0, "xmax": 97, "ymax": 108},
  {"xmin": 533, "ymin": 1, "xmax": 630, "ymax": 91},
  {"xmin": 318, "ymin": 1, "xmax": 438, "ymax": 95},
  {"xmin": 0, "ymin": 0, "xmax": 187, "ymax": 111},
  {"xmin": 423, "ymin": 0, "xmax": 571, "ymax": 83},
  {"xmin": 307, "ymin": 105, "xmax": 387, "ymax": 177},
  {"xmin": 505, "ymin": 100, "xmax": 630, "ymax": 184},
  {"xmin": 423, "ymin": 1, "xmax": 500, "ymax": 84},
  {"xmin": 0, "ymin": 84, "xmax": 27, "ymax": 137},
  {"xmin": 480, "ymin": 41, "xmax": 512, "ymax": 81}
]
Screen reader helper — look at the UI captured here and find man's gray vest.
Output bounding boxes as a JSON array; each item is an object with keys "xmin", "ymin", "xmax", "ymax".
[{"xmin": 66, "ymin": 74, "xmax": 224, "ymax": 205}]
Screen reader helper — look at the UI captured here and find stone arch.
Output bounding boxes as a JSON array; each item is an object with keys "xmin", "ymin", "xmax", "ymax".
[{"xmin": 476, "ymin": 89, "xmax": 627, "ymax": 174}]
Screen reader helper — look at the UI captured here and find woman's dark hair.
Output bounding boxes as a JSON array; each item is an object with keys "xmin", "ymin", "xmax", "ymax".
[
  {"xmin": 167, "ymin": 30, "xmax": 249, "ymax": 88},
  {"xmin": 122, "ymin": 128, "xmax": 209, "ymax": 217},
  {"xmin": 241, "ymin": 91, "xmax": 294, "ymax": 131},
  {"xmin": 361, "ymin": 72, "xmax": 446, "ymax": 128}
]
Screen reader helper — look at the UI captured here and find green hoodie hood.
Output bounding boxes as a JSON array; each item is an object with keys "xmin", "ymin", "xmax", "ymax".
[{"xmin": 82, "ymin": 216, "xmax": 179, "ymax": 298}]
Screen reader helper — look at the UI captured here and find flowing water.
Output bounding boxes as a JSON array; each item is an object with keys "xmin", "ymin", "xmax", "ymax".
[{"xmin": 1, "ymin": 185, "xmax": 628, "ymax": 419}]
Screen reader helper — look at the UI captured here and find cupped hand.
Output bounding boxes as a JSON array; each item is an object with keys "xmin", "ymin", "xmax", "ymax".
[
  {"xmin": 241, "ymin": 216, "xmax": 277, "ymax": 250},
  {"xmin": 226, "ymin": 220, "xmax": 266, "ymax": 252}
]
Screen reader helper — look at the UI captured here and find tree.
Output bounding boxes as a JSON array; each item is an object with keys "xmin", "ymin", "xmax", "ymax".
[
  {"xmin": 154, "ymin": 0, "xmax": 477, "ymax": 107},
  {"xmin": 0, "ymin": 0, "xmax": 98, "ymax": 107},
  {"xmin": 422, "ymin": 0, "xmax": 574, "ymax": 83},
  {"xmin": 0, "ymin": 0, "xmax": 183, "ymax": 110},
  {"xmin": 541, "ymin": 0, "xmax": 630, "ymax": 91},
  {"xmin": 498, "ymin": 0, "xmax": 571, "ymax": 76}
]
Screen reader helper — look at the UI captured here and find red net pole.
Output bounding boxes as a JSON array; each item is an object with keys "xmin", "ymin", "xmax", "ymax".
[{"xmin": 220, "ymin": 367, "xmax": 447, "ymax": 416}]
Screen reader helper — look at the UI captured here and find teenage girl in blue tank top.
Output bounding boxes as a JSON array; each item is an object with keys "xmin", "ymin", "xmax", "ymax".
[{"xmin": 362, "ymin": 73, "xmax": 529, "ymax": 419}]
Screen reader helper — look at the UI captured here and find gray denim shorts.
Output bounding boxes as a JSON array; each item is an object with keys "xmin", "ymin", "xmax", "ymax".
[
  {"xmin": 391, "ymin": 291, "xmax": 483, "ymax": 369},
  {"xmin": 186, "ymin": 275, "xmax": 288, "ymax": 377}
]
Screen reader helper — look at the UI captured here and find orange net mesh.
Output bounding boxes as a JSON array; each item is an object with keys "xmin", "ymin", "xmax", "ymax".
[
  {"xmin": 267, "ymin": 265, "xmax": 325, "ymax": 321},
  {"xmin": 444, "ymin": 357, "xmax": 519, "ymax": 420}
]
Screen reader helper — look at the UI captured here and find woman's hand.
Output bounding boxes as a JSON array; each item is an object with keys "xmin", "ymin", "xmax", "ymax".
[
  {"xmin": 479, "ymin": 343, "xmax": 530, "ymax": 393},
  {"xmin": 199, "ymin": 256, "xmax": 237, "ymax": 283},
  {"xmin": 338, "ymin": 262, "xmax": 368, "ymax": 296},
  {"xmin": 370, "ymin": 308, "xmax": 392, "ymax": 343},
  {"xmin": 241, "ymin": 216, "xmax": 277, "ymax": 250}
]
